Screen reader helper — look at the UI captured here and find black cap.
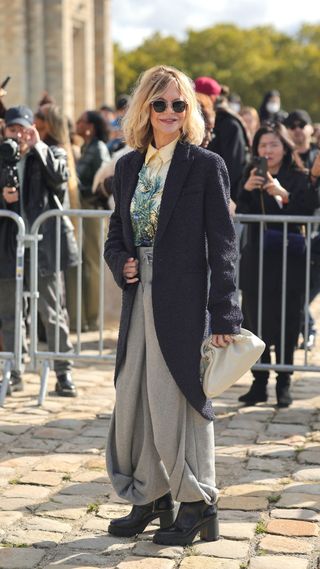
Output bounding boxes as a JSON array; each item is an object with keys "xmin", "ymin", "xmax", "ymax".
[
  {"xmin": 285, "ymin": 109, "xmax": 312, "ymax": 128},
  {"xmin": 5, "ymin": 105, "xmax": 34, "ymax": 127}
]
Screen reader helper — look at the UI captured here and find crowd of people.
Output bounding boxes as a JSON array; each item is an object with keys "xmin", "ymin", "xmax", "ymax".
[
  {"xmin": 193, "ymin": 76, "xmax": 320, "ymax": 407},
  {"xmin": 1, "ymin": 64, "xmax": 320, "ymax": 546},
  {"xmin": 1, "ymin": 73, "xmax": 320, "ymax": 407}
]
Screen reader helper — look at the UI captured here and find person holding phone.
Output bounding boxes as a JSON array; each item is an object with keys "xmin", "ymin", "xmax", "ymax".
[
  {"xmin": 236, "ymin": 122, "xmax": 318, "ymax": 407},
  {"xmin": 0, "ymin": 105, "xmax": 77, "ymax": 396}
]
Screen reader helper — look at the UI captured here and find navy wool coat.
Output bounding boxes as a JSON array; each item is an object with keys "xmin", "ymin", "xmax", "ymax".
[{"xmin": 104, "ymin": 141, "xmax": 243, "ymax": 420}]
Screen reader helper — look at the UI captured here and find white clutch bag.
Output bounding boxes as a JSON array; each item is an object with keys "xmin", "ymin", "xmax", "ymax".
[{"xmin": 200, "ymin": 328, "xmax": 266, "ymax": 398}]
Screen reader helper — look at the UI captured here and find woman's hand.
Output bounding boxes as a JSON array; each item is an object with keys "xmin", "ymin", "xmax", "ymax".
[
  {"xmin": 229, "ymin": 198, "xmax": 237, "ymax": 217},
  {"xmin": 244, "ymin": 168, "xmax": 266, "ymax": 191},
  {"xmin": 2, "ymin": 186, "xmax": 19, "ymax": 203},
  {"xmin": 310, "ymin": 153, "xmax": 320, "ymax": 178},
  {"xmin": 23, "ymin": 126, "xmax": 40, "ymax": 148},
  {"xmin": 211, "ymin": 334, "xmax": 235, "ymax": 348},
  {"xmin": 123, "ymin": 257, "xmax": 139, "ymax": 284},
  {"xmin": 263, "ymin": 172, "xmax": 289, "ymax": 202}
]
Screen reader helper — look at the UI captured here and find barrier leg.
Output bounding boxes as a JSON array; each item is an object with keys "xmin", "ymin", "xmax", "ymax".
[
  {"xmin": 0, "ymin": 360, "xmax": 12, "ymax": 406},
  {"xmin": 38, "ymin": 360, "xmax": 50, "ymax": 406}
]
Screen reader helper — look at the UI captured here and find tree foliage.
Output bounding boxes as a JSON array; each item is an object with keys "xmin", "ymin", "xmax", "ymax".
[{"xmin": 114, "ymin": 24, "xmax": 320, "ymax": 120}]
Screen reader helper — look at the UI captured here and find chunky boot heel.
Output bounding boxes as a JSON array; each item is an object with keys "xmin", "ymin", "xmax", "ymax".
[
  {"xmin": 160, "ymin": 508, "xmax": 175, "ymax": 529},
  {"xmin": 153, "ymin": 501, "xmax": 219, "ymax": 546},
  {"xmin": 200, "ymin": 515, "xmax": 219, "ymax": 541},
  {"xmin": 108, "ymin": 492, "xmax": 174, "ymax": 537}
]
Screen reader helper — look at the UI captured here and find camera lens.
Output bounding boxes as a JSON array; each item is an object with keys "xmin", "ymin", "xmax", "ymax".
[{"xmin": 0, "ymin": 138, "xmax": 20, "ymax": 165}]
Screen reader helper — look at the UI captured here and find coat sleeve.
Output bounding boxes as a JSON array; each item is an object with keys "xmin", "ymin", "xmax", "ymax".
[
  {"xmin": 284, "ymin": 171, "xmax": 318, "ymax": 216},
  {"xmin": 212, "ymin": 119, "xmax": 247, "ymax": 202},
  {"xmin": 77, "ymin": 142, "xmax": 110, "ymax": 197},
  {"xmin": 104, "ymin": 159, "xmax": 130, "ymax": 289},
  {"xmin": 33, "ymin": 142, "xmax": 69, "ymax": 187},
  {"xmin": 204, "ymin": 153, "xmax": 243, "ymax": 334}
]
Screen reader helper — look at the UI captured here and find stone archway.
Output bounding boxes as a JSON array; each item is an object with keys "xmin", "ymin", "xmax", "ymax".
[{"xmin": 0, "ymin": 0, "xmax": 114, "ymax": 118}]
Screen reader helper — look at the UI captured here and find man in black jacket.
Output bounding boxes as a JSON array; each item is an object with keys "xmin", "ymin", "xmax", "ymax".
[
  {"xmin": 209, "ymin": 104, "xmax": 250, "ymax": 204},
  {"xmin": 194, "ymin": 77, "xmax": 250, "ymax": 204},
  {"xmin": 285, "ymin": 110, "xmax": 320, "ymax": 171},
  {"xmin": 0, "ymin": 105, "xmax": 77, "ymax": 396}
]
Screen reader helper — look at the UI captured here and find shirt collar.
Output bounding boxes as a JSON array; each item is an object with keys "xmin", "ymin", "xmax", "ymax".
[{"xmin": 145, "ymin": 136, "xmax": 179, "ymax": 166}]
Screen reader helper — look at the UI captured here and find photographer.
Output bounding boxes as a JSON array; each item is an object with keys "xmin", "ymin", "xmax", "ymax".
[{"xmin": 0, "ymin": 105, "xmax": 77, "ymax": 397}]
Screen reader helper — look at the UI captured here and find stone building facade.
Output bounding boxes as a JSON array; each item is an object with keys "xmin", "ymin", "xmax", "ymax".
[{"xmin": 0, "ymin": 0, "xmax": 114, "ymax": 119}]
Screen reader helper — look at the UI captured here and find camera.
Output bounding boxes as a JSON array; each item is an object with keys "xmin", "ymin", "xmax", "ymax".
[
  {"xmin": 0, "ymin": 137, "xmax": 20, "ymax": 188},
  {"xmin": 0, "ymin": 138, "xmax": 20, "ymax": 166}
]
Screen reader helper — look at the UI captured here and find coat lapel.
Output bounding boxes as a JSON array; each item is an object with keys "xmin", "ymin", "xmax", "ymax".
[
  {"xmin": 123, "ymin": 150, "xmax": 145, "ymax": 249},
  {"xmin": 155, "ymin": 142, "xmax": 194, "ymax": 245}
]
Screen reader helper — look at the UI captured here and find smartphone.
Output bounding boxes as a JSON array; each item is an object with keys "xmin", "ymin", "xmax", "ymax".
[
  {"xmin": 253, "ymin": 156, "xmax": 268, "ymax": 181},
  {"xmin": 0, "ymin": 76, "xmax": 10, "ymax": 89}
]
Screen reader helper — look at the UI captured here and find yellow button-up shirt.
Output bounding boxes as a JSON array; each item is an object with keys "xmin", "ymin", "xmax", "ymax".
[{"xmin": 130, "ymin": 137, "xmax": 179, "ymax": 246}]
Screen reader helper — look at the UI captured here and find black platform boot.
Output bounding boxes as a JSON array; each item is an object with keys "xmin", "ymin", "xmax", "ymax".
[
  {"xmin": 238, "ymin": 379, "xmax": 268, "ymax": 405},
  {"xmin": 108, "ymin": 492, "xmax": 175, "ymax": 537},
  {"xmin": 153, "ymin": 500, "xmax": 219, "ymax": 546},
  {"xmin": 55, "ymin": 373, "xmax": 77, "ymax": 397},
  {"xmin": 276, "ymin": 375, "xmax": 292, "ymax": 408}
]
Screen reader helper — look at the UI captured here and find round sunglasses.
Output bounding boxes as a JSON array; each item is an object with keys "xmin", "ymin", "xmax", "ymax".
[{"xmin": 151, "ymin": 99, "xmax": 187, "ymax": 113}]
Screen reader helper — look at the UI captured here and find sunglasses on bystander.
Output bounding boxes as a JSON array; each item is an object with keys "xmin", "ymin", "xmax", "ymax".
[{"xmin": 288, "ymin": 122, "xmax": 307, "ymax": 130}]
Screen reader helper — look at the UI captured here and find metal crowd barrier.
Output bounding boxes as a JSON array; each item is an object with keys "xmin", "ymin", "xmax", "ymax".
[
  {"xmin": 29, "ymin": 209, "xmax": 114, "ymax": 404},
  {"xmin": 1, "ymin": 210, "xmax": 320, "ymax": 406},
  {"xmin": 235, "ymin": 213, "xmax": 320, "ymax": 374},
  {"xmin": 0, "ymin": 211, "xmax": 25, "ymax": 405}
]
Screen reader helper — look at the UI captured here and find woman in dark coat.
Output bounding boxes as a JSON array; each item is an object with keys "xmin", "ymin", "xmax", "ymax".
[
  {"xmin": 104, "ymin": 65, "xmax": 242, "ymax": 546},
  {"xmin": 237, "ymin": 122, "xmax": 317, "ymax": 407},
  {"xmin": 75, "ymin": 111, "xmax": 110, "ymax": 330}
]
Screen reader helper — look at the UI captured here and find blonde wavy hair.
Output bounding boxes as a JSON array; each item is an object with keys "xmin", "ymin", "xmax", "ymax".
[
  {"xmin": 122, "ymin": 65, "xmax": 205, "ymax": 151},
  {"xmin": 35, "ymin": 103, "xmax": 69, "ymax": 146}
]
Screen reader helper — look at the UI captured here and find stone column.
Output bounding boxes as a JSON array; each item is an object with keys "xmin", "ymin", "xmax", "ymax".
[
  {"xmin": 84, "ymin": 0, "xmax": 96, "ymax": 110},
  {"xmin": 94, "ymin": 0, "xmax": 114, "ymax": 108},
  {"xmin": 73, "ymin": 21, "xmax": 86, "ymax": 121},
  {"xmin": 61, "ymin": 0, "xmax": 74, "ymax": 119},
  {"xmin": 0, "ymin": 0, "xmax": 28, "ymax": 106},
  {"xmin": 43, "ymin": 0, "xmax": 65, "ymax": 105},
  {"xmin": 25, "ymin": 0, "xmax": 46, "ymax": 110},
  {"xmin": 72, "ymin": 0, "xmax": 95, "ymax": 120},
  {"xmin": 104, "ymin": 0, "xmax": 115, "ymax": 107}
]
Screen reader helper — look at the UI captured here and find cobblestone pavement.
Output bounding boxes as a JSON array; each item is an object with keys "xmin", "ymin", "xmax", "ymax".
[{"xmin": 0, "ymin": 331, "xmax": 320, "ymax": 569}]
